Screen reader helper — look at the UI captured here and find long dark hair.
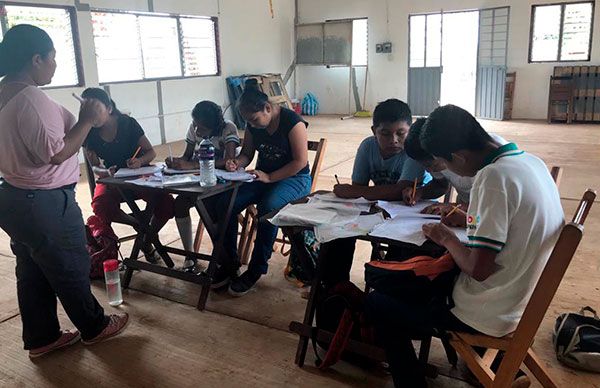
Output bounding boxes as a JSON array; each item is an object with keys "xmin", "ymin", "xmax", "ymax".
[
  {"xmin": 238, "ymin": 79, "xmax": 270, "ymax": 113},
  {"xmin": 0, "ymin": 24, "xmax": 54, "ymax": 77},
  {"xmin": 192, "ymin": 101, "xmax": 226, "ymax": 137},
  {"xmin": 81, "ymin": 87, "xmax": 121, "ymax": 115}
]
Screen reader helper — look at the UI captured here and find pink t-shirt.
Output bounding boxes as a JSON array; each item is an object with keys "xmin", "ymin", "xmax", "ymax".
[{"xmin": 0, "ymin": 86, "xmax": 78, "ymax": 189}]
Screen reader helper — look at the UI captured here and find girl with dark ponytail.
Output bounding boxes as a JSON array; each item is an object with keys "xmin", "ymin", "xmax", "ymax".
[
  {"xmin": 0, "ymin": 25, "xmax": 128, "ymax": 357},
  {"xmin": 168, "ymin": 100, "xmax": 241, "ymax": 270},
  {"xmin": 214, "ymin": 79, "xmax": 312, "ymax": 296},
  {"xmin": 81, "ymin": 87, "xmax": 174, "ymax": 264}
]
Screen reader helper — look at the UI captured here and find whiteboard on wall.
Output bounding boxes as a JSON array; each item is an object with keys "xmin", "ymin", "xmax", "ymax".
[{"xmin": 297, "ymin": 20, "xmax": 352, "ymax": 66}]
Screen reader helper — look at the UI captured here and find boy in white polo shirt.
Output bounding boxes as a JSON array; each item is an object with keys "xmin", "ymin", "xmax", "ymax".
[{"xmin": 365, "ymin": 105, "xmax": 564, "ymax": 388}]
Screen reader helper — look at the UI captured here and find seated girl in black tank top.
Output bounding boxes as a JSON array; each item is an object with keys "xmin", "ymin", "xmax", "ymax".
[{"xmin": 214, "ymin": 79, "xmax": 312, "ymax": 297}]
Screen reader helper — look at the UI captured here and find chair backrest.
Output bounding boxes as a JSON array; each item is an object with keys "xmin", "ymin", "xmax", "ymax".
[
  {"xmin": 550, "ymin": 166, "xmax": 563, "ymax": 187},
  {"xmin": 83, "ymin": 152, "xmax": 97, "ymax": 199},
  {"xmin": 308, "ymin": 138, "xmax": 328, "ymax": 193},
  {"xmin": 496, "ymin": 189, "xmax": 596, "ymax": 381}
]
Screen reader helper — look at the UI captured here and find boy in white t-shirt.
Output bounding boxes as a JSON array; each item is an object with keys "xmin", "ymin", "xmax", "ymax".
[
  {"xmin": 366, "ymin": 105, "xmax": 564, "ymax": 387},
  {"xmin": 402, "ymin": 118, "xmax": 508, "ymax": 225}
]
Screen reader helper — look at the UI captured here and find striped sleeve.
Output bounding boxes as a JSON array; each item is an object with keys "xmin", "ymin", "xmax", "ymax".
[
  {"xmin": 466, "ymin": 184, "xmax": 509, "ymax": 253},
  {"xmin": 222, "ymin": 121, "xmax": 240, "ymax": 145},
  {"xmin": 185, "ymin": 122, "xmax": 196, "ymax": 146}
]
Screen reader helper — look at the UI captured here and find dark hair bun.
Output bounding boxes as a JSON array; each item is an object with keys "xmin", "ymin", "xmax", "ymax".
[{"xmin": 244, "ymin": 78, "xmax": 260, "ymax": 90}]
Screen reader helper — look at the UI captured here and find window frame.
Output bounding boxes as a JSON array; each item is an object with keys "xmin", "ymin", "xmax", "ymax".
[
  {"xmin": 408, "ymin": 12, "xmax": 443, "ymax": 69},
  {"xmin": 0, "ymin": 1, "xmax": 85, "ymax": 89},
  {"xmin": 528, "ymin": 1, "xmax": 595, "ymax": 63},
  {"xmin": 90, "ymin": 8, "xmax": 221, "ymax": 85}
]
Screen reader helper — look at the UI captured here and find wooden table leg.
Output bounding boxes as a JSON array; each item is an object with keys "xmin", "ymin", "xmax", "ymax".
[
  {"xmin": 194, "ymin": 185, "xmax": 239, "ymax": 310},
  {"xmin": 291, "ymin": 235, "xmax": 331, "ymax": 367}
]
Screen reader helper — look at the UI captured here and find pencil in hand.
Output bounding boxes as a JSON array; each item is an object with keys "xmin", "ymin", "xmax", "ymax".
[
  {"xmin": 410, "ymin": 178, "xmax": 418, "ymax": 205},
  {"xmin": 131, "ymin": 146, "xmax": 142, "ymax": 160},
  {"xmin": 445, "ymin": 205, "xmax": 461, "ymax": 218},
  {"xmin": 335, "ymin": 174, "xmax": 341, "ymax": 185}
]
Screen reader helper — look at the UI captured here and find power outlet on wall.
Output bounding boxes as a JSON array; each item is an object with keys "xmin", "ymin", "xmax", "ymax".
[{"xmin": 376, "ymin": 42, "xmax": 392, "ymax": 53}]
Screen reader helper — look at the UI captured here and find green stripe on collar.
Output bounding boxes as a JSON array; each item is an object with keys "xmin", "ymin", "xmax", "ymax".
[{"xmin": 483, "ymin": 143, "xmax": 521, "ymax": 166}]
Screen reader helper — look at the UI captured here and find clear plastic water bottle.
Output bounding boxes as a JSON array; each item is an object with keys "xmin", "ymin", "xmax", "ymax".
[
  {"xmin": 199, "ymin": 137, "xmax": 216, "ymax": 187},
  {"xmin": 103, "ymin": 259, "xmax": 123, "ymax": 306}
]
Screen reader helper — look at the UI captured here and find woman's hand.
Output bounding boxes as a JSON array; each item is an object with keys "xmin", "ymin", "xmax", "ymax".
[
  {"xmin": 248, "ymin": 170, "xmax": 270, "ymax": 183},
  {"xmin": 422, "ymin": 222, "xmax": 459, "ymax": 247},
  {"xmin": 225, "ymin": 159, "xmax": 239, "ymax": 172},
  {"xmin": 79, "ymin": 99, "xmax": 107, "ymax": 127},
  {"xmin": 126, "ymin": 158, "xmax": 142, "ymax": 169},
  {"xmin": 421, "ymin": 203, "xmax": 445, "ymax": 215}
]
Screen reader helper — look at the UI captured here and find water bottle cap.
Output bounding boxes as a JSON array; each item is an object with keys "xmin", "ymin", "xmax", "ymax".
[{"xmin": 103, "ymin": 259, "xmax": 119, "ymax": 272}]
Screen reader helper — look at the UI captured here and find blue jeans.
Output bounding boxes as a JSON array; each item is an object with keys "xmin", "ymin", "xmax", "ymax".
[{"xmin": 220, "ymin": 174, "xmax": 311, "ymax": 275}]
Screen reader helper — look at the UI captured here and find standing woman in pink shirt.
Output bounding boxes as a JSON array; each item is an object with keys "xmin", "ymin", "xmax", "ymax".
[{"xmin": 0, "ymin": 25, "xmax": 128, "ymax": 358}]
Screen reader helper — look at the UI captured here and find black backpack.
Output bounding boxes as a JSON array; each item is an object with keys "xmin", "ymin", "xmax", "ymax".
[
  {"xmin": 284, "ymin": 230, "xmax": 319, "ymax": 287},
  {"xmin": 553, "ymin": 306, "xmax": 600, "ymax": 372}
]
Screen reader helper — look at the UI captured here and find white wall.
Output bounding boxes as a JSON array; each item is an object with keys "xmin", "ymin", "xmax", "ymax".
[
  {"xmin": 8, "ymin": 0, "xmax": 295, "ymax": 145},
  {"xmin": 297, "ymin": 0, "xmax": 600, "ymax": 119}
]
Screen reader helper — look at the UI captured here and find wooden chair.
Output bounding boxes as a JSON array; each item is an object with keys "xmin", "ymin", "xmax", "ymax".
[
  {"xmin": 83, "ymin": 155, "xmax": 140, "ymax": 245},
  {"xmin": 193, "ymin": 138, "xmax": 328, "ymax": 263},
  {"xmin": 447, "ymin": 189, "xmax": 596, "ymax": 388},
  {"xmin": 548, "ymin": 76, "xmax": 574, "ymax": 124}
]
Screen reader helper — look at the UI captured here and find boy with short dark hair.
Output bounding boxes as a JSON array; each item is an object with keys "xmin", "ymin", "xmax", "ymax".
[
  {"xmin": 333, "ymin": 99, "xmax": 428, "ymax": 201},
  {"xmin": 366, "ymin": 105, "xmax": 564, "ymax": 387}
]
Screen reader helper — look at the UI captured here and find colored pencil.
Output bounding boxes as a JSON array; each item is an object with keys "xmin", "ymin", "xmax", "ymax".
[
  {"xmin": 411, "ymin": 178, "xmax": 418, "ymax": 202},
  {"xmin": 445, "ymin": 205, "xmax": 461, "ymax": 218}
]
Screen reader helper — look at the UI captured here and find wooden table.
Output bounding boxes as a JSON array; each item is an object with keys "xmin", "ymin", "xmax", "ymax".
[
  {"xmin": 98, "ymin": 176, "xmax": 240, "ymax": 310},
  {"xmin": 264, "ymin": 192, "xmax": 446, "ymax": 368}
]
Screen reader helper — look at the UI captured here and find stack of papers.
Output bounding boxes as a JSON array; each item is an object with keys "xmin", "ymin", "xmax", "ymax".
[
  {"xmin": 114, "ymin": 164, "xmax": 165, "ymax": 178},
  {"xmin": 315, "ymin": 213, "xmax": 385, "ymax": 243},
  {"xmin": 126, "ymin": 174, "xmax": 200, "ymax": 188},
  {"xmin": 377, "ymin": 200, "xmax": 440, "ymax": 219},
  {"xmin": 215, "ymin": 169, "xmax": 255, "ymax": 182}
]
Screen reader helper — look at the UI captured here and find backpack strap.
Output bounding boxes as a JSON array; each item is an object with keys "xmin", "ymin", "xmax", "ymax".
[{"xmin": 318, "ymin": 309, "xmax": 355, "ymax": 369}]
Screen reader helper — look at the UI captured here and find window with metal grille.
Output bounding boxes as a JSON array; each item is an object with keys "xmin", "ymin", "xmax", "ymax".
[
  {"xmin": 529, "ymin": 1, "xmax": 594, "ymax": 63},
  {"xmin": 0, "ymin": 3, "xmax": 82, "ymax": 88},
  {"xmin": 90, "ymin": 10, "xmax": 219, "ymax": 84}
]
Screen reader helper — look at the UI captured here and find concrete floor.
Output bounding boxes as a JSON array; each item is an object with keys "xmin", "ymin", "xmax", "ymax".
[{"xmin": 1, "ymin": 115, "xmax": 599, "ymax": 387}]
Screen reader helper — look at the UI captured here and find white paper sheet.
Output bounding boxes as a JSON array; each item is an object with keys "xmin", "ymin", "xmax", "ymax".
[
  {"xmin": 114, "ymin": 164, "xmax": 165, "ymax": 178},
  {"xmin": 369, "ymin": 216, "xmax": 468, "ymax": 246},
  {"xmin": 163, "ymin": 167, "xmax": 198, "ymax": 175},
  {"xmin": 215, "ymin": 169, "xmax": 255, "ymax": 182},
  {"xmin": 269, "ymin": 203, "xmax": 342, "ymax": 227},
  {"xmin": 307, "ymin": 197, "xmax": 371, "ymax": 213},
  {"xmin": 312, "ymin": 192, "xmax": 375, "ymax": 205},
  {"xmin": 315, "ymin": 213, "xmax": 385, "ymax": 243},
  {"xmin": 126, "ymin": 174, "xmax": 200, "ymax": 188},
  {"xmin": 376, "ymin": 200, "xmax": 441, "ymax": 220}
]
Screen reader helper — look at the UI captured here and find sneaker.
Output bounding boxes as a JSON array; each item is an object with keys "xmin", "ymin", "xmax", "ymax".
[
  {"xmin": 82, "ymin": 313, "xmax": 129, "ymax": 345},
  {"xmin": 29, "ymin": 330, "xmax": 81, "ymax": 358},
  {"xmin": 228, "ymin": 270, "xmax": 262, "ymax": 297},
  {"xmin": 210, "ymin": 266, "xmax": 239, "ymax": 289}
]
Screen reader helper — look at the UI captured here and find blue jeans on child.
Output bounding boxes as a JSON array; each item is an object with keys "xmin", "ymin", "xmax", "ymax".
[{"xmin": 220, "ymin": 173, "xmax": 312, "ymax": 276}]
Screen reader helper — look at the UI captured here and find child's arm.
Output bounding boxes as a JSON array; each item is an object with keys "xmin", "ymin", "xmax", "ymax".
[
  {"xmin": 127, "ymin": 135, "xmax": 155, "ymax": 169},
  {"xmin": 226, "ymin": 131, "xmax": 255, "ymax": 171},
  {"xmin": 334, "ymin": 180, "xmax": 414, "ymax": 201},
  {"xmin": 166, "ymin": 142, "xmax": 197, "ymax": 170},
  {"xmin": 422, "ymin": 223, "xmax": 499, "ymax": 281},
  {"xmin": 249, "ymin": 122, "xmax": 308, "ymax": 183},
  {"xmin": 86, "ymin": 148, "xmax": 116, "ymax": 178},
  {"xmin": 401, "ymin": 177, "xmax": 450, "ymax": 205},
  {"xmin": 216, "ymin": 141, "xmax": 239, "ymax": 169}
]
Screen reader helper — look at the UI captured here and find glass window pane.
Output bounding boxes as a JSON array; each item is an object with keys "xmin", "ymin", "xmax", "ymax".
[
  {"xmin": 426, "ymin": 14, "xmax": 441, "ymax": 67},
  {"xmin": 409, "ymin": 15, "xmax": 425, "ymax": 68},
  {"xmin": 5, "ymin": 5, "xmax": 79, "ymax": 87},
  {"xmin": 531, "ymin": 5, "xmax": 562, "ymax": 61},
  {"xmin": 91, "ymin": 12, "xmax": 144, "ymax": 83},
  {"xmin": 351, "ymin": 19, "xmax": 368, "ymax": 66},
  {"xmin": 561, "ymin": 2, "xmax": 593, "ymax": 61},
  {"xmin": 180, "ymin": 17, "xmax": 218, "ymax": 76},
  {"xmin": 138, "ymin": 16, "xmax": 181, "ymax": 78}
]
